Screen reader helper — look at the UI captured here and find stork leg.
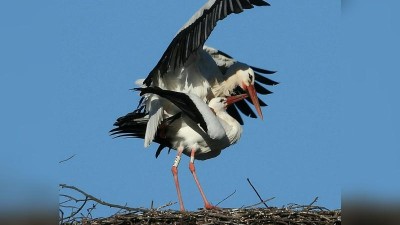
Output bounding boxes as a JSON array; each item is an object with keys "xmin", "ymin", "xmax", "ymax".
[
  {"xmin": 189, "ymin": 148, "xmax": 215, "ymax": 210},
  {"xmin": 171, "ymin": 147, "xmax": 185, "ymax": 211}
]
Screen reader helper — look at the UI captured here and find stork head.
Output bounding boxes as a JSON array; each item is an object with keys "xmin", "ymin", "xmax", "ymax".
[
  {"xmin": 236, "ymin": 67, "xmax": 263, "ymax": 120},
  {"xmin": 209, "ymin": 94, "xmax": 249, "ymax": 113},
  {"xmin": 223, "ymin": 62, "xmax": 263, "ymax": 119}
]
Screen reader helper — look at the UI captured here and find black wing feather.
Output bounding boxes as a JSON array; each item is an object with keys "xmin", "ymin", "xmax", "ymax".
[
  {"xmin": 255, "ymin": 82, "xmax": 273, "ymax": 95},
  {"xmin": 144, "ymin": 0, "xmax": 269, "ymax": 86},
  {"xmin": 226, "ymin": 105, "xmax": 244, "ymax": 125},
  {"xmin": 136, "ymin": 87, "xmax": 209, "ymax": 133},
  {"xmin": 245, "ymin": 96, "xmax": 267, "ymax": 107},
  {"xmin": 250, "ymin": 66, "xmax": 276, "ymax": 74},
  {"xmin": 249, "ymin": 0, "xmax": 270, "ymax": 6},
  {"xmin": 110, "ymin": 110, "xmax": 181, "ymax": 158},
  {"xmin": 255, "ymin": 72, "xmax": 279, "ymax": 86},
  {"xmin": 234, "ymin": 98, "xmax": 257, "ymax": 118}
]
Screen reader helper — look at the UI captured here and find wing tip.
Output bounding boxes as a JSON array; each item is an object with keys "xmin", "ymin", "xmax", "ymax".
[{"xmin": 250, "ymin": 0, "xmax": 271, "ymax": 6}]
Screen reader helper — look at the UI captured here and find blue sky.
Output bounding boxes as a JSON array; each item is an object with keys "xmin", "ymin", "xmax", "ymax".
[{"xmin": 1, "ymin": 0, "xmax": 399, "ymax": 217}]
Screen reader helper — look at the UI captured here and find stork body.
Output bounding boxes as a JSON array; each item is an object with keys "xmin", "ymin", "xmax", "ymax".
[
  {"xmin": 112, "ymin": 88, "xmax": 247, "ymax": 210},
  {"xmin": 112, "ymin": 0, "xmax": 279, "ymax": 211},
  {"xmin": 164, "ymin": 95, "xmax": 243, "ymax": 160},
  {"xmin": 138, "ymin": 0, "xmax": 277, "ymax": 147}
]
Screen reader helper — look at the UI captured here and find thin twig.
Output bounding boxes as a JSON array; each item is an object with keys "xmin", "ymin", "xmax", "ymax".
[
  {"xmin": 59, "ymin": 184, "xmax": 149, "ymax": 212},
  {"xmin": 156, "ymin": 201, "xmax": 177, "ymax": 210},
  {"xmin": 60, "ymin": 194, "xmax": 79, "ymax": 202},
  {"xmin": 61, "ymin": 196, "xmax": 88, "ymax": 222},
  {"xmin": 59, "ymin": 205, "xmax": 79, "ymax": 209},
  {"xmin": 114, "ymin": 203, "xmax": 129, "ymax": 215},
  {"xmin": 246, "ymin": 178, "xmax": 269, "ymax": 208},
  {"xmin": 59, "ymin": 154, "xmax": 76, "ymax": 164},
  {"xmin": 216, "ymin": 190, "xmax": 236, "ymax": 206},
  {"xmin": 59, "ymin": 209, "xmax": 64, "ymax": 223},
  {"xmin": 60, "ymin": 199, "xmax": 73, "ymax": 205},
  {"xmin": 86, "ymin": 203, "xmax": 98, "ymax": 219},
  {"xmin": 307, "ymin": 197, "xmax": 319, "ymax": 208},
  {"xmin": 243, "ymin": 197, "xmax": 276, "ymax": 209}
]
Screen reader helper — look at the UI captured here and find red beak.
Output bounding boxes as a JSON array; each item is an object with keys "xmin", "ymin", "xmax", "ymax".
[
  {"xmin": 226, "ymin": 94, "xmax": 248, "ymax": 106},
  {"xmin": 244, "ymin": 84, "xmax": 263, "ymax": 120}
]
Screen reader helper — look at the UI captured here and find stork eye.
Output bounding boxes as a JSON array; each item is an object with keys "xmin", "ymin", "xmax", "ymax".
[
  {"xmin": 219, "ymin": 99, "xmax": 224, "ymax": 103},
  {"xmin": 248, "ymin": 73, "xmax": 253, "ymax": 81}
]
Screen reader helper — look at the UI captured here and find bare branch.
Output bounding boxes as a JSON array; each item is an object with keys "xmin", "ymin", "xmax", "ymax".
[
  {"xmin": 59, "ymin": 154, "xmax": 76, "ymax": 164},
  {"xmin": 156, "ymin": 201, "xmax": 177, "ymax": 210},
  {"xmin": 246, "ymin": 178, "xmax": 269, "ymax": 208},
  {"xmin": 243, "ymin": 197, "xmax": 276, "ymax": 209},
  {"xmin": 61, "ymin": 196, "xmax": 88, "ymax": 222},
  {"xmin": 216, "ymin": 190, "xmax": 236, "ymax": 206},
  {"xmin": 59, "ymin": 184, "xmax": 149, "ymax": 213},
  {"xmin": 307, "ymin": 197, "xmax": 319, "ymax": 208}
]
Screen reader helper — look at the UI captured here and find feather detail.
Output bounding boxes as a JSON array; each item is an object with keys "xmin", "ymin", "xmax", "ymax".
[
  {"xmin": 144, "ymin": 95, "xmax": 164, "ymax": 147},
  {"xmin": 187, "ymin": 93, "xmax": 225, "ymax": 140}
]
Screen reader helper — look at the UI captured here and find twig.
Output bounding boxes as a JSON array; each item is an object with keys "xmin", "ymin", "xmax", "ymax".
[
  {"xmin": 246, "ymin": 178, "xmax": 269, "ymax": 208},
  {"xmin": 85, "ymin": 203, "xmax": 98, "ymax": 219},
  {"xmin": 243, "ymin": 197, "xmax": 275, "ymax": 209},
  {"xmin": 307, "ymin": 197, "xmax": 319, "ymax": 208},
  {"xmin": 156, "ymin": 201, "xmax": 177, "ymax": 210},
  {"xmin": 216, "ymin": 190, "xmax": 236, "ymax": 206},
  {"xmin": 114, "ymin": 203, "xmax": 130, "ymax": 215},
  {"xmin": 59, "ymin": 184, "xmax": 150, "ymax": 213},
  {"xmin": 61, "ymin": 196, "xmax": 88, "ymax": 222},
  {"xmin": 60, "ymin": 194, "xmax": 79, "ymax": 202},
  {"xmin": 59, "ymin": 209, "xmax": 64, "ymax": 223},
  {"xmin": 59, "ymin": 154, "xmax": 76, "ymax": 164},
  {"xmin": 59, "ymin": 205, "xmax": 79, "ymax": 209}
]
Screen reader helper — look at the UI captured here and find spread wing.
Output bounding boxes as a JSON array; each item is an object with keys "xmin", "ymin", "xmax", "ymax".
[{"xmin": 143, "ymin": 0, "xmax": 270, "ymax": 86}]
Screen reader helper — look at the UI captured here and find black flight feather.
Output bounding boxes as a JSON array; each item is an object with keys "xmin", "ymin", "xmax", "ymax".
[{"xmin": 136, "ymin": 87, "xmax": 209, "ymax": 133}]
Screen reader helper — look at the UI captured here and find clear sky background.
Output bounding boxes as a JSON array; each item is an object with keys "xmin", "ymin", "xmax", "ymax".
[{"xmin": 1, "ymin": 0, "xmax": 399, "ymax": 217}]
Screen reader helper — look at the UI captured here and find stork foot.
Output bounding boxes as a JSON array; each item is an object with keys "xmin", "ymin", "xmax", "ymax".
[{"xmin": 204, "ymin": 203, "xmax": 219, "ymax": 210}]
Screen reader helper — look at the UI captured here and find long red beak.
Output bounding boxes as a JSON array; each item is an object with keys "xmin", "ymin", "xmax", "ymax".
[
  {"xmin": 226, "ymin": 94, "xmax": 248, "ymax": 106},
  {"xmin": 245, "ymin": 84, "xmax": 263, "ymax": 120}
]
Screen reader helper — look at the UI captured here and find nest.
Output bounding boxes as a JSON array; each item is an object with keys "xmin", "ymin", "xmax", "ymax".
[
  {"xmin": 70, "ymin": 206, "xmax": 341, "ymax": 225},
  {"xmin": 60, "ymin": 183, "xmax": 341, "ymax": 225}
]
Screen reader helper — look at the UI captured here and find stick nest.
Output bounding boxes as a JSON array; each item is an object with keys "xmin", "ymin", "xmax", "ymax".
[{"xmin": 66, "ymin": 206, "xmax": 341, "ymax": 225}]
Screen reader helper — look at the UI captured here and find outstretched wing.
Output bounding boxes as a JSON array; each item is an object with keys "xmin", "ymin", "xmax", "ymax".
[
  {"xmin": 204, "ymin": 46, "xmax": 278, "ymax": 124},
  {"xmin": 143, "ymin": 0, "xmax": 270, "ymax": 86}
]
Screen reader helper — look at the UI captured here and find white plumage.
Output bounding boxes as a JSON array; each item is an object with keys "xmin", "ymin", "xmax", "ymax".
[
  {"xmin": 140, "ymin": 0, "xmax": 273, "ymax": 146},
  {"xmin": 112, "ymin": 88, "xmax": 247, "ymax": 210},
  {"xmin": 112, "ymin": 0, "xmax": 278, "ymax": 211}
]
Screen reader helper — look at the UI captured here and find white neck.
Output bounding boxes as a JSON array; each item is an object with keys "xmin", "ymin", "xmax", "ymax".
[
  {"xmin": 213, "ymin": 75, "xmax": 239, "ymax": 97},
  {"xmin": 216, "ymin": 110, "xmax": 243, "ymax": 144}
]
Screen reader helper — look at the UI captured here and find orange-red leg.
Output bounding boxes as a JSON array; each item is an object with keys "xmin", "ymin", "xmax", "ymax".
[
  {"xmin": 189, "ymin": 148, "xmax": 215, "ymax": 210},
  {"xmin": 171, "ymin": 147, "xmax": 185, "ymax": 211}
]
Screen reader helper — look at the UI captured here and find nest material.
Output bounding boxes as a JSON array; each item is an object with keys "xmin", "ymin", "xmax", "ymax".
[{"xmin": 73, "ymin": 206, "xmax": 341, "ymax": 225}]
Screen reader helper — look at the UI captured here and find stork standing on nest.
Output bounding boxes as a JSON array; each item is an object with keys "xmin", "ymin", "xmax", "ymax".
[
  {"xmin": 112, "ymin": 87, "xmax": 248, "ymax": 211},
  {"xmin": 112, "ymin": 0, "xmax": 278, "ymax": 211}
]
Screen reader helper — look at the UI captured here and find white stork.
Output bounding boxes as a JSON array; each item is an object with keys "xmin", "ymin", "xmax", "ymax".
[
  {"xmin": 111, "ymin": 87, "xmax": 248, "ymax": 210},
  {"xmin": 139, "ymin": 0, "xmax": 277, "ymax": 148}
]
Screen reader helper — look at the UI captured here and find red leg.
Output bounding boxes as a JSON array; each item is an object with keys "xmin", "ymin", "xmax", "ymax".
[
  {"xmin": 189, "ymin": 148, "xmax": 215, "ymax": 210},
  {"xmin": 171, "ymin": 147, "xmax": 185, "ymax": 211}
]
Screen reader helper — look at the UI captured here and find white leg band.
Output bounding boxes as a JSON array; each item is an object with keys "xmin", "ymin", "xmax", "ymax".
[{"xmin": 173, "ymin": 155, "xmax": 181, "ymax": 167}]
